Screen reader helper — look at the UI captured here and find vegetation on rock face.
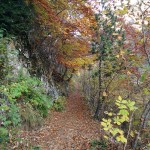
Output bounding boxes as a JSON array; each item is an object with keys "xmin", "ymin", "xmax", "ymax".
[
  {"xmin": 0, "ymin": 72, "xmax": 53, "ymax": 147},
  {"xmin": 0, "ymin": 28, "xmax": 53, "ymax": 147},
  {"xmin": 0, "ymin": 0, "xmax": 95, "ymax": 78}
]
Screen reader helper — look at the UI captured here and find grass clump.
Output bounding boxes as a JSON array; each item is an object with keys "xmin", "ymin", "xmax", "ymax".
[
  {"xmin": 90, "ymin": 139, "xmax": 107, "ymax": 150},
  {"xmin": 52, "ymin": 96, "xmax": 66, "ymax": 112}
]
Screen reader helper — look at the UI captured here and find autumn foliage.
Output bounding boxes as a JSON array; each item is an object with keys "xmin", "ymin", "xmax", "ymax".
[{"xmin": 25, "ymin": 0, "xmax": 96, "ymax": 68}]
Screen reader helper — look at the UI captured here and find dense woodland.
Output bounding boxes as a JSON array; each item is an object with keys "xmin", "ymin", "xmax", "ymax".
[{"xmin": 0, "ymin": 0, "xmax": 150, "ymax": 149}]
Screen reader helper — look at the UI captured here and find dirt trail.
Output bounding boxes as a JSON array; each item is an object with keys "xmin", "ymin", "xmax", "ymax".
[{"xmin": 23, "ymin": 92, "xmax": 100, "ymax": 150}]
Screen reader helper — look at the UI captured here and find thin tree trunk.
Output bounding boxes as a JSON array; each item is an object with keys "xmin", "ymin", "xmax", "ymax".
[
  {"xmin": 124, "ymin": 112, "xmax": 134, "ymax": 150},
  {"xmin": 133, "ymin": 100, "xmax": 150, "ymax": 150},
  {"xmin": 94, "ymin": 55, "xmax": 102, "ymax": 119}
]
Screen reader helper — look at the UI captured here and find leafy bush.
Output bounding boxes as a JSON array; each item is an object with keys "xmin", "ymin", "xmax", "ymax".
[
  {"xmin": 0, "ymin": 28, "xmax": 53, "ymax": 146},
  {"xmin": 0, "ymin": 74, "xmax": 53, "ymax": 145},
  {"xmin": 0, "ymin": 29, "xmax": 9, "ymax": 83},
  {"xmin": 17, "ymin": 75, "xmax": 53, "ymax": 117},
  {"xmin": 0, "ymin": 127, "xmax": 9, "ymax": 143},
  {"xmin": 52, "ymin": 96, "xmax": 66, "ymax": 111},
  {"xmin": 101, "ymin": 96, "xmax": 138, "ymax": 145},
  {"xmin": 19, "ymin": 103, "xmax": 43, "ymax": 129}
]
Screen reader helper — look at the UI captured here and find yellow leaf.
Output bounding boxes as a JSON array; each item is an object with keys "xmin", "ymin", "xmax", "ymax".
[
  {"xmin": 102, "ymin": 10, "xmax": 109, "ymax": 14},
  {"xmin": 118, "ymin": 36, "xmax": 122, "ymax": 40},
  {"xmin": 127, "ymin": 71, "xmax": 131, "ymax": 75},
  {"xmin": 120, "ymin": 50, "xmax": 124, "ymax": 55},
  {"xmin": 116, "ymin": 55, "xmax": 119, "ymax": 58},
  {"xmin": 107, "ymin": 22, "xmax": 112, "ymax": 26},
  {"xmin": 108, "ymin": 112, "xmax": 113, "ymax": 116},
  {"xmin": 130, "ymin": 131, "xmax": 134, "ymax": 137},
  {"xmin": 118, "ymin": 130, "xmax": 124, "ymax": 135},
  {"xmin": 116, "ymin": 136, "xmax": 121, "ymax": 142},
  {"xmin": 120, "ymin": 135, "xmax": 127, "ymax": 143},
  {"xmin": 103, "ymin": 91, "xmax": 107, "ymax": 97},
  {"xmin": 104, "ymin": 135, "xmax": 108, "ymax": 139},
  {"xmin": 145, "ymin": 17, "xmax": 150, "ymax": 21},
  {"xmin": 104, "ymin": 127, "xmax": 109, "ymax": 131},
  {"xmin": 101, "ymin": 122, "xmax": 107, "ymax": 127},
  {"xmin": 116, "ymin": 6, "xmax": 128, "ymax": 15},
  {"xmin": 118, "ymin": 96, "xmax": 122, "ymax": 101},
  {"xmin": 112, "ymin": 33, "xmax": 118, "ymax": 36},
  {"xmin": 116, "ymin": 135, "xmax": 127, "ymax": 143}
]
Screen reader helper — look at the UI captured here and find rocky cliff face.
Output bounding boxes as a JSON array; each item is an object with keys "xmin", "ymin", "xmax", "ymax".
[
  {"xmin": 6, "ymin": 40, "xmax": 60, "ymax": 100},
  {"xmin": 0, "ymin": 1, "xmax": 73, "ymax": 100}
]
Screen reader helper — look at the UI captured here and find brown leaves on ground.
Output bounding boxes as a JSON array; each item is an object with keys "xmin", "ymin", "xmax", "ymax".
[{"xmin": 20, "ymin": 92, "xmax": 100, "ymax": 150}]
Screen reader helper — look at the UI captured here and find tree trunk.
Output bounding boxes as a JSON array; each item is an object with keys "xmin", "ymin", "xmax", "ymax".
[
  {"xmin": 94, "ymin": 55, "xmax": 102, "ymax": 119},
  {"xmin": 133, "ymin": 100, "xmax": 150, "ymax": 150}
]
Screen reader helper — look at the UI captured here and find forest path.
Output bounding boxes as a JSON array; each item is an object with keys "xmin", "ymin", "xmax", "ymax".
[{"xmin": 24, "ymin": 92, "xmax": 100, "ymax": 150}]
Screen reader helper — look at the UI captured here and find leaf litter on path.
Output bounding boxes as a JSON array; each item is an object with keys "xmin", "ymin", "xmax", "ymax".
[{"xmin": 20, "ymin": 92, "xmax": 100, "ymax": 150}]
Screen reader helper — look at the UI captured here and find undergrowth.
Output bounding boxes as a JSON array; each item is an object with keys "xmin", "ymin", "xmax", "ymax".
[
  {"xmin": 90, "ymin": 139, "xmax": 107, "ymax": 150},
  {"xmin": 0, "ymin": 74, "xmax": 53, "ymax": 148},
  {"xmin": 52, "ymin": 96, "xmax": 66, "ymax": 112}
]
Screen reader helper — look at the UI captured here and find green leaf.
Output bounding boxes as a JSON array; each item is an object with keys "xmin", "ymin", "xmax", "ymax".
[
  {"xmin": 122, "ymin": 100, "xmax": 127, "ymax": 104},
  {"xmin": 0, "ymin": 104, "xmax": 9, "ymax": 111},
  {"xmin": 143, "ymin": 88, "xmax": 150, "ymax": 95},
  {"xmin": 128, "ymin": 101, "xmax": 135, "ymax": 106},
  {"xmin": 118, "ymin": 104, "xmax": 127, "ymax": 109},
  {"xmin": 115, "ymin": 102, "xmax": 121, "ymax": 106},
  {"xmin": 140, "ymin": 72, "xmax": 147, "ymax": 82},
  {"xmin": 120, "ymin": 115, "xmax": 129, "ymax": 122},
  {"xmin": 118, "ymin": 109, "xmax": 129, "ymax": 116},
  {"xmin": 3, "ymin": 120, "xmax": 11, "ymax": 126},
  {"xmin": 116, "ymin": 135, "xmax": 127, "ymax": 143},
  {"xmin": 114, "ymin": 116, "xmax": 121, "ymax": 125},
  {"xmin": 0, "ymin": 127, "xmax": 8, "ymax": 136},
  {"xmin": 110, "ymin": 128, "xmax": 119, "ymax": 136},
  {"xmin": 102, "ymin": 118, "xmax": 107, "ymax": 122}
]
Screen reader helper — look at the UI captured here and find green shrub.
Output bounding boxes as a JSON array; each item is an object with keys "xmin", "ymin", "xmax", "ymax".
[
  {"xmin": 1, "ymin": 74, "xmax": 52, "ymax": 118},
  {"xmin": 90, "ymin": 139, "xmax": 107, "ymax": 150},
  {"xmin": 0, "ymin": 74, "xmax": 53, "ymax": 145},
  {"xmin": 0, "ymin": 127, "xmax": 9, "ymax": 143},
  {"xmin": 52, "ymin": 96, "xmax": 66, "ymax": 111},
  {"xmin": 19, "ymin": 103, "xmax": 43, "ymax": 129},
  {"xmin": 17, "ymin": 75, "xmax": 53, "ymax": 117},
  {"xmin": 30, "ymin": 145, "xmax": 41, "ymax": 150}
]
